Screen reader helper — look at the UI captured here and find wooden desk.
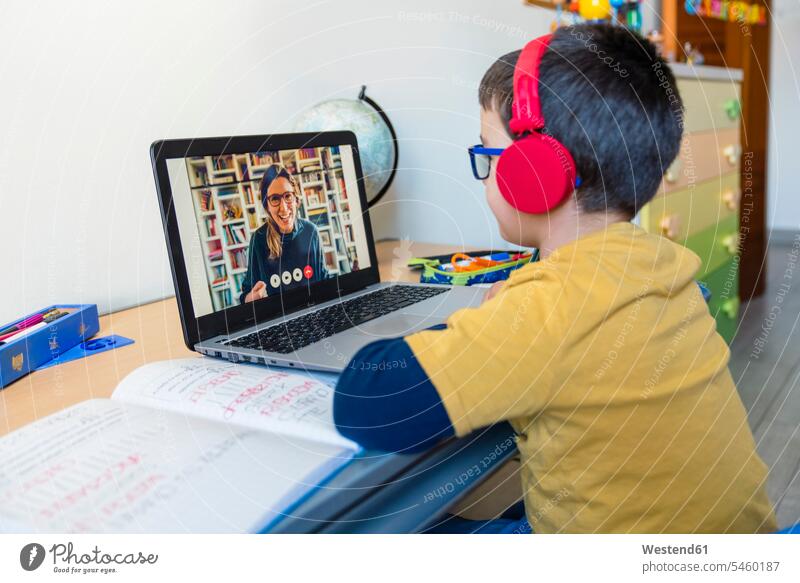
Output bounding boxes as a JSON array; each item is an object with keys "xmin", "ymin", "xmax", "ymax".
[
  {"xmin": 0, "ymin": 239, "xmax": 522, "ymax": 530},
  {"xmin": 0, "ymin": 240, "xmax": 475, "ymax": 438}
]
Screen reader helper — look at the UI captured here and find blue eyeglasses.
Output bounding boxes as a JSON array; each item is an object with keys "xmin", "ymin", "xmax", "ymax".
[
  {"xmin": 468, "ymin": 144, "xmax": 505, "ymax": 180},
  {"xmin": 468, "ymin": 143, "xmax": 583, "ymax": 187}
]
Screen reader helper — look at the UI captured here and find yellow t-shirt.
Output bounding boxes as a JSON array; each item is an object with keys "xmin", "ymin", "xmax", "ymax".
[{"xmin": 406, "ymin": 222, "xmax": 776, "ymax": 533}]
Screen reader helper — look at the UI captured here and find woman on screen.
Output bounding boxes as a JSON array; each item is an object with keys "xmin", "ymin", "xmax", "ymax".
[{"xmin": 240, "ymin": 164, "xmax": 329, "ymax": 303}]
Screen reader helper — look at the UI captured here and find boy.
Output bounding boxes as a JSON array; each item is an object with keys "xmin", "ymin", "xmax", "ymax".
[{"xmin": 333, "ymin": 24, "xmax": 776, "ymax": 533}]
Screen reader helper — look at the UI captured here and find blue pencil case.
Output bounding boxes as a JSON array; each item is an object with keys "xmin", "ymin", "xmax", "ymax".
[{"xmin": 0, "ymin": 304, "xmax": 99, "ymax": 388}]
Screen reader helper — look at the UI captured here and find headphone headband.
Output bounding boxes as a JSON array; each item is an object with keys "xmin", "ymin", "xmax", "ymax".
[{"xmin": 509, "ymin": 34, "xmax": 552, "ymax": 135}]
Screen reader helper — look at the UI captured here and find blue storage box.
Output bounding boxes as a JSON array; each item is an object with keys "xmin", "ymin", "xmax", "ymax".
[
  {"xmin": 0, "ymin": 304, "xmax": 99, "ymax": 388},
  {"xmin": 408, "ymin": 250, "xmax": 537, "ymax": 286}
]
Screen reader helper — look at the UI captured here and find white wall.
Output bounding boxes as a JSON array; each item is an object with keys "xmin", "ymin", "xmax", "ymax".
[
  {"xmin": 0, "ymin": 0, "xmax": 555, "ymax": 323},
  {"xmin": 767, "ymin": 0, "xmax": 800, "ymax": 232}
]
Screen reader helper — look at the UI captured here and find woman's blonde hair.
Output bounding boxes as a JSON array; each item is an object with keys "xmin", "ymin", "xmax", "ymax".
[{"xmin": 259, "ymin": 163, "xmax": 301, "ymax": 259}]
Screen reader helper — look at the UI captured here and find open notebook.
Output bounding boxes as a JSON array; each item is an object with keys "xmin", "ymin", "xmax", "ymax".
[{"xmin": 0, "ymin": 358, "xmax": 359, "ymax": 533}]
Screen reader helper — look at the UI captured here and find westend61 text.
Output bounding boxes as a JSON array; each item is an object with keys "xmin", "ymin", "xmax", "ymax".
[{"xmin": 642, "ymin": 544, "xmax": 708, "ymax": 555}]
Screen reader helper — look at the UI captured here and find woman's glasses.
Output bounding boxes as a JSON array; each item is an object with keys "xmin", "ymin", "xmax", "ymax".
[
  {"xmin": 468, "ymin": 144, "xmax": 505, "ymax": 180},
  {"xmin": 266, "ymin": 192, "xmax": 297, "ymax": 208}
]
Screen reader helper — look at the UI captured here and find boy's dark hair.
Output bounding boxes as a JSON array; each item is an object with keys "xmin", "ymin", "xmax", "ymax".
[{"xmin": 479, "ymin": 24, "xmax": 683, "ymax": 216}]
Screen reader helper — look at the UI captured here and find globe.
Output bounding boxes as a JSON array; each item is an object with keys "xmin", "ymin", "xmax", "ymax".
[{"xmin": 294, "ymin": 88, "xmax": 397, "ymax": 205}]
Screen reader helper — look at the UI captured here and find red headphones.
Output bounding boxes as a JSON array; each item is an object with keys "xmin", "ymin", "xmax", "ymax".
[{"xmin": 496, "ymin": 34, "xmax": 578, "ymax": 214}]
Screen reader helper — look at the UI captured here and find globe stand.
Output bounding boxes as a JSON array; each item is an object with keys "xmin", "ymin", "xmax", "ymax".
[{"xmin": 358, "ymin": 86, "xmax": 398, "ymax": 208}]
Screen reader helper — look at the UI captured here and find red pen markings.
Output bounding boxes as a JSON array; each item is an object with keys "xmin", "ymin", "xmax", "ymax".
[
  {"xmin": 39, "ymin": 453, "xmax": 143, "ymax": 519},
  {"xmin": 100, "ymin": 473, "xmax": 165, "ymax": 517},
  {"xmin": 259, "ymin": 380, "xmax": 315, "ymax": 417},
  {"xmin": 189, "ymin": 369, "xmax": 242, "ymax": 403}
]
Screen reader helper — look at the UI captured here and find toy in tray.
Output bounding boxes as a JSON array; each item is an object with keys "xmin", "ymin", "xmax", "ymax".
[{"xmin": 408, "ymin": 249, "xmax": 538, "ymax": 286}]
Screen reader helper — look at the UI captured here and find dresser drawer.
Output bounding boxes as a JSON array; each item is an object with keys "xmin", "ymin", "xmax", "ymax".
[
  {"xmin": 711, "ymin": 295, "xmax": 739, "ymax": 344},
  {"xmin": 677, "ymin": 78, "xmax": 742, "ymax": 133},
  {"xmin": 684, "ymin": 214, "xmax": 740, "ymax": 277},
  {"xmin": 661, "ymin": 127, "xmax": 740, "ymax": 194},
  {"xmin": 699, "ymin": 257, "xmax": 740, "ymax": 344},
  {"xmin": 641, "ymin": 172, "xmax": 740, "ymax": 241},
  {"xmin": 699, "ymin": 256, "xmax": 739, "ymax": 304}
]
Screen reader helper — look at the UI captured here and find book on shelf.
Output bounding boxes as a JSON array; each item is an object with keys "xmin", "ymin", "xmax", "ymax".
[
  {"xmin": 207, "ymin": 239, "xmax": 223, "ymax": 262},
  {"xmin": 210, "ymin": 174, "xmax": 236, "ymax": 185},
  {"xmin": 251, "ymin": 152, "xmax": 276, "ymax": 166},
  {"xmin": 205, "ymin": 216, "xmax": 217, "ymax": 238},
  {"xmin": 198, "ymin": 189, "xmax": 214, "ymax": 212},
  {"xmin": 224, "ymin": 224, "xmax": 248, "ymax": 246},
  {"xmin": 210, "ymin": 264, "xmax": 227, "ymax": 285},
  {"xmin": 304, "ymin": 170, "xmax": 323, "ymax": 184},
  {"xmin": 304, "ymin": 186, "xmax": 322, "ymax": 206},
  {"xmin": 321, "ymin": 147, "xmax": 342, "ymax": 169},
  {"xmin": 307, "ymin": 207, "xmax": 329, "ymax": 228},
  {"xmin": 242, "ymin": 183, "xmax": 256, "ymax": 205},
  {"xmin": 187, "ymin": 158, "xmax": 210, "ymax": 185},
  {"xmin": 212, "ymin": 155, "xmax": 234, "ymax": 171},
  {"xmin": 217, "ymin": 186, "xmax": 238, "ymax": 198},
  {"xmin": 228, "ymin": 248, "xmax": 248, "ymax": 270},
  {"xmin": 0, "ymin": 358, "xmax": 357, "ymax": 533},
  {"xmin": 238, "ymin": 160, "xmax": 249, "ymax": 181},
  {"xmin": 324, "ymin": 250, "xmax": 337, "ymax": 271},
  {"xmin": 231, "ymin": 272, "xmax": 245, "ymax": 292},
  {"xmin": 298, "ymin": 148, "xmax": 318, "ymax": 160},
  {"xmin": 216, "ymin": 287, "xmax": 233, "ymax": 308}
]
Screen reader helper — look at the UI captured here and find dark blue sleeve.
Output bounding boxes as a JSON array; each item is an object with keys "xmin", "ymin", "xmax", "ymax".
[{"xmin": 333, "ymin": 331, "xmax": 455, "ymax": 453}]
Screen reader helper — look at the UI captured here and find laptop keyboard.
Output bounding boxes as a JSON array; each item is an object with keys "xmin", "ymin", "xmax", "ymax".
[{"xmin": 224, "ymin": 285, "xmax": 447, "ymax": 354}]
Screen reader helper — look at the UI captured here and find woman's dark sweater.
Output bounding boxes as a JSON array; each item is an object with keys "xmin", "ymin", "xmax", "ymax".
[{"xmin": 239, "ymin": 218, "xmax": 330, "ymax": 303}]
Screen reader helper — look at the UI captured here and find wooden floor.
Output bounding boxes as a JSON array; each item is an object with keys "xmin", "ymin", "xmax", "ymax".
[{"xmin": 730, "ymin": 237, "xmax": 800, "ymax": 529}]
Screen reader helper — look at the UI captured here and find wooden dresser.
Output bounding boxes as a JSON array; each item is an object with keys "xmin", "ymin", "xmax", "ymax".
[{"xmin": 638, "ymin": 64, "xmax": 743, "ymax": 343}]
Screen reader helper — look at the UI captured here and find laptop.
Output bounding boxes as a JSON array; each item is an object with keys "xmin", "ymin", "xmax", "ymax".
[{"xmin": 150, "ymin": 132, "xmax": 483, "ymax": 372}]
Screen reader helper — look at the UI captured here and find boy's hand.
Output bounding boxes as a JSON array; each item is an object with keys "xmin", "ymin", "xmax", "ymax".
[
  {"xmin": 244, "ymin": 281, "xmax": 268, "ymax": 303},
  {"xmin": 483, "ymin": 281, "xmax": 505, "ymax": 303}
]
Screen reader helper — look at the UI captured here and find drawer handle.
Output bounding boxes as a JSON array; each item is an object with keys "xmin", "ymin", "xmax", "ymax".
[
  {"xmin": 722, "ymin": 144, "xmax": 741, "ymax": 165},
  {"xmin": 723, "ymin": 98, "xmax": 741, "ymax": 121},
  {"xmin": 665, "ymin": 158, "xmax": 682, "ymax": 183},
  {"xmin": 720, "ymin": 299, "xmax": 739, "ymax": 319},
  {"xmin": 660, "ymin": 214, "xmax": 681, "ymax": 240},
  {"xmin": 722, "ymin": 188, "xmax": 741, "ymax": 211},
  {"xmin": 722, "ymin": 233, "xmax": 740, "ymax": 255}
]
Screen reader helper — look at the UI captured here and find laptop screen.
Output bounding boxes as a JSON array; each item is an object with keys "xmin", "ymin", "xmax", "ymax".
[{"xmin": 167, "ymin": 144, "xmax": 372, "ymax": 318}]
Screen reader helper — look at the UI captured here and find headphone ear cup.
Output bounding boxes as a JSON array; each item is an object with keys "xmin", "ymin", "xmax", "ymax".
[{"xmin": 496, "ymin": 135, "xmax": 577, "ymax": 214}]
